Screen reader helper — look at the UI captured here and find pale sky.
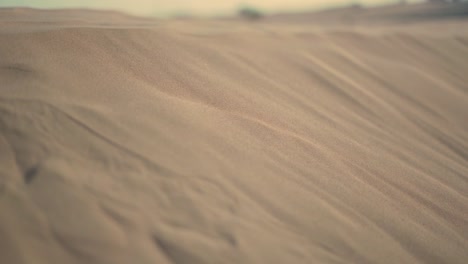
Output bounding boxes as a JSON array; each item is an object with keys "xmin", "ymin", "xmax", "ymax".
[{"xmin": 0, "ymin": 0, "xmax": 423, "ymax": 16}]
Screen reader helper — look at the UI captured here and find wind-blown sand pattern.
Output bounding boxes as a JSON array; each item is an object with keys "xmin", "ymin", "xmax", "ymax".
[{"xmin": 1, "ymin": 5, "xmax": 468, "ymax": 264}]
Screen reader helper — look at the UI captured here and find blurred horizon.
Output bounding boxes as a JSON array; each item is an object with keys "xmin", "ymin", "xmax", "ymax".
[{"xmin": 0, "ymin": 0, "xmax": 426, "ymax": 17}]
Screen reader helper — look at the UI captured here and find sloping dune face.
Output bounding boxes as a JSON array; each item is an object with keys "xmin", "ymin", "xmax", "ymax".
[{"xmin": 1, "ymin": 9, "xmax": 468, "ymax": 264}]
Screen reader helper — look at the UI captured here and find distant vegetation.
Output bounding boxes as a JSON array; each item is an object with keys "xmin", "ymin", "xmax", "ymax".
[
  {"xmin": 426, "ymin": 0, "xmax": 467, "ymax": 3},
  {"xmin": 238, "ymin": 6, "xmax": 263, "ymax": 20}
]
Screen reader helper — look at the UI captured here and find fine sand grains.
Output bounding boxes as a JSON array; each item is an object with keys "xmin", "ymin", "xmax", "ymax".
[{"xmin": 1, "ymin": 7, "xmax": 468, "ymax": 264}]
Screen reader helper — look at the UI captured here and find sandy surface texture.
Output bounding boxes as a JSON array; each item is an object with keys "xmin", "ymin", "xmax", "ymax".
[{"xmin": 1, "ymin": 4, "xmax": 468, "ymax": 264}]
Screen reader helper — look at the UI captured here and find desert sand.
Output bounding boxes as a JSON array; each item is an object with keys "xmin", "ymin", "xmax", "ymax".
[{"xmin": 0, "ymin": 3, "xmax": 467, "ymax": 264}]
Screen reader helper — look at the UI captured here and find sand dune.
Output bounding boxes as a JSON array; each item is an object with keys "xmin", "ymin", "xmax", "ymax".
[{"xmin": 1, "ymin": 5, "xmax": 468, "ymax": 264}]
